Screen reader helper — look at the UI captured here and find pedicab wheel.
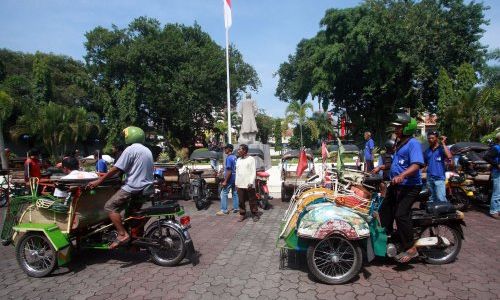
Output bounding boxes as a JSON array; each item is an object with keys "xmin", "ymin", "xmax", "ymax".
[
  {"xmin": 419, "ymin": 224, "xmax": 462, "ymax": 265},
  {"xmin": 306, "ymin": 235, "xmax": 362, "ymax": 285},
  {"xmin": 16, "ymin": 232, "xmax": 57, "ymax": 277},
  {"xmin": 146, "ymin": 223, "xmax": 186, "ymax": 266}
]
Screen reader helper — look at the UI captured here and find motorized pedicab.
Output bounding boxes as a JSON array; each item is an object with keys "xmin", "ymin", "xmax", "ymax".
[
  {"xmin": 187, "ymin": 148, "xmax": 223, "ymax": 210},
  {"xmin": 0, "ymin": 175, "xmax": 197, "ymax": 277},
  {"xmin": 280, "ymin": 149, "xmax": 316, "ymax": 202}
]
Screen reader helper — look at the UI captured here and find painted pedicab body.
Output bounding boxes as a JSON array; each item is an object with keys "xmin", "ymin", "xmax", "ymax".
[
  {"xmin": 2, "ymin": 176, "xmax": 197, "ymax": 277},
  {"xmin": 278, "ymin": 174, "xmax": 465, "ymax": 285}
]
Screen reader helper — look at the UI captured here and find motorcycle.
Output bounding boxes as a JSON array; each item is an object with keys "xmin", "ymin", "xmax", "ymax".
[
  {"xmin": 255, "ymin": 170, "xmax": 272, "ymax": 210},
  {"xmin": 450, "ymin": 142, "xmax": 492, "ymax": 208},
  {"xmin": 279, "ymin": 174, "xmax": 465, "ymax": 285},
  {"xmin": 1, "ymin": 177, "xmax": 197, "ymax": 277},
  {"xmin": 446, "ymin": 171, "xmax": 475, "ymax": 211}
]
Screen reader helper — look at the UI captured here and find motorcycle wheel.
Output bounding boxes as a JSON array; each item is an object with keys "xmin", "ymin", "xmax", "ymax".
[
  {"xmin": 306, "ymin": 235, "xmax": 363, "ymax": 285},
  {"xmin": 419, "ymin": 224, "xmax": 462, "ymax": 265},
  {"xmin": 260, "ymin": 194, "xmax": 271, "ymax": 210},
  {"xmin": 16, "ymin": 232, "xmax": 57, "ymax": 277},
  {"xmin": 281, "ymin": 183, "xmax": 288, "ymax": 202},
  {"xmin": 448, "ymin": 188, "xmax": 470, "ymax": 211},
  {"xmin": 193, "ymin": 196, "xmax": 204, "ymax": 210},
  {"xmin": 147, "ymin": 223, "xmax": 186, "ymax": 267}
]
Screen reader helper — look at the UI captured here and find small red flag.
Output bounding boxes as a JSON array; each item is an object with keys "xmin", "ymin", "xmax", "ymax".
[{"xmin": 296, "ymin": 149, "xmax": 308, "ymax": 177}]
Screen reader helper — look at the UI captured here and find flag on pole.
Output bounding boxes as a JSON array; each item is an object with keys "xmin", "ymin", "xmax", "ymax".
[
  {"xmin": 296, "ymin": 148, "xmax": 308, "ymax": 177},
  {"xmin": 223, "ymin": 0, "xmax": 232, "ymax": 29}
]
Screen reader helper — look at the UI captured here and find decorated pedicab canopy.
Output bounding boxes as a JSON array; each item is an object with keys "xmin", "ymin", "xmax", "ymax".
[
  {"xmin": 281, "ymin": 149, "xmax": 314, "ymax": 161},
  {"xmin": 189, "ymin": 148, "xmax": 223, "ymax": 161}
]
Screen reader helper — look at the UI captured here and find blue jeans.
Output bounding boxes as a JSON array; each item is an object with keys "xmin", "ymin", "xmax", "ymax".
[
  {"xmin": 490, "ymin": 171, "xmax": 500, "ymax": 214},
  {"xmin": 220, "ymin": 183, "xmax": 239, "ymax": 212},
  {"xmin": 427, "ymin": 177, "xmax": 447, "ymax": 203}
]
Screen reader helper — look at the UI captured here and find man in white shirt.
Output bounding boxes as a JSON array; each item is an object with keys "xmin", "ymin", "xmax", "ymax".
[{"xmin": 235, "ymin": 144, "xmax": 259, "ymax": 222}]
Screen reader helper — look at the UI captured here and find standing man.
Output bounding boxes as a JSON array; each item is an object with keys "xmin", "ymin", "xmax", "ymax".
[
  {"xmin": 216, "ymin": 144, "xmax": 239, "ymax": 215},
  {"xmin": 371, "ymin": 139, "xmax": 395, "ymax": 181},
  {"xmin": 483, "ymin": 132, "xmax": 500, "ymax": 218},
  {"xmin": 379, "ymin": 114, "xmax": 424, "ymax": 263},
  {"xmin": 423, "ymin": 131, "xmax": 452, "ymax": 203},
  {"xmin": 364, "ymin": 132, "xmax": 375, "ymax": 172},
  {"xmin": 94, "ymin": 150, "xmax": 108, "ymax": 173},
  {"xmin": 24, "ymin": 148, "xmax": 41, "ymax": 183},
  {"xmin": 235, "ymin": 144, "xmax": 259, "ymax": 222},
  {"xmin": 88, "ymin": 126, "xmax": 153, "ymax": 248}
]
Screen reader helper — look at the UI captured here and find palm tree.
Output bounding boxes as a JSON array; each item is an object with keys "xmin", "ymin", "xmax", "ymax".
[
  {"xmin": 285, "ymin": 100, "xmax": 316, "ymax": 147},
  {"xmin": 311, "ymin": 111, "xmax": 334, "ymax": 141},
  {"xmin": 11, "ymin": 102, "xmax": 99, "ymax": 161},
  {"xmin": 0, "ymin": 91, "xmax": 14, "ymax": 169}
]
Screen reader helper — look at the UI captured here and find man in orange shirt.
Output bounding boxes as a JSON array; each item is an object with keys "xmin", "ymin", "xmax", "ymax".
[{"xmin": 24, "ymin": 148, "xmax": 41, "ymax": 182}]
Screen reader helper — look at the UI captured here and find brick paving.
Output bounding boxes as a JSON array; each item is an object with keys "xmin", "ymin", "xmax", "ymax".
[{"xmin": 0, "ymin": 200, "xmax": 499, "ymax": 299}]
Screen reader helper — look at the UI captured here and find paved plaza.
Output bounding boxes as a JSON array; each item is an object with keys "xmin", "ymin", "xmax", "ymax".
[{"xmin": 0, "ymin": 199, "xmax": 499, "ymax": 300}]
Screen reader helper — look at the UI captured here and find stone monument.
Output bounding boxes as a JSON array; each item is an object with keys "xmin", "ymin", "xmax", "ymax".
[
  {"xmin": 236, "ymin": 93, "xmax": 271, "ymax": 170},
  {"xmin": 238, "ymin": 93, "xmax": 259, "ymax": 144}
]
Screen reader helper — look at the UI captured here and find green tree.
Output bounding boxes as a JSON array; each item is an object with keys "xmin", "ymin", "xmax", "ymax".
[
  {"xmin": 12, "ymin": 102, "xmax": 99, "ymax": 160},
  {"xmin": 276, "ymin": 0, "xmax": 488, "ymax": 143},
  {"xmin": 0, "ymin": 91, "xmax": 13, "ymax": 169},
  {"xmin": 273, "ymin": 118, "xmax": 283, "ymax": 151},
  {"xmin": 311, "ymin": 111, "xmax": 334, "ymax": 141},
  {"xmin": 84, "ymin": 17, "xmax": 259, "ymax": 148},
  {"xmin": 255, "ymin": 111, "xmax": 274, "ymax": 144},
  {"xmin": 284, "ymin": 100, "xmax": 316, "ymax": 147},
  {"xmin": 32, "ymin": 53, "xmax": 53, "ymax": 102}
]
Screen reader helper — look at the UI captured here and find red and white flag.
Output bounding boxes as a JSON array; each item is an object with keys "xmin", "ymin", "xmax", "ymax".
[{"xmin": 223, "ymin": 0, "xmax": 232, "ymax": 29}]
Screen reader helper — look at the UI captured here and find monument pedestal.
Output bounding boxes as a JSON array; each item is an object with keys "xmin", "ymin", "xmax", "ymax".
[{"xmin": 234, "ymin": 143, "xmax": 271, "ymax": 171}]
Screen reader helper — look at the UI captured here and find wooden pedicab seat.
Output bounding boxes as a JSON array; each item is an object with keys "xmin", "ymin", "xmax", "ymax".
[{"xmin": 17, "ymin": 176, "xmax": 121, "ymax": 233}]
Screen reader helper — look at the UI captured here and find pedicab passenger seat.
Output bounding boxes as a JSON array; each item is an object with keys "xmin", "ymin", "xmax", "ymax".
[
  {"xmin": 132, "ymin": 202, "xmax": 180, "ymax": 216},
  {"xmin": 191, "ymin": 169, "xmax": 205, "ymax": 176}
]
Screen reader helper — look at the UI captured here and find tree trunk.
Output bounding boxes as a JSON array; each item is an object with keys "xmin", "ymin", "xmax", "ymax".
[
  {"xmin": 0, "ymin": 124, "xmax": 8, "ymax": 169},
  {"xmin": 299, "ymin": 122, "xmax": 303, "ymax": 147}
]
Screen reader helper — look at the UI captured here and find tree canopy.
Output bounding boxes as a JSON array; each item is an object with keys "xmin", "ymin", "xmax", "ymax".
[
  {"xmin": 84, "ymin": 17, "xmax": 260, "ymax": 147},
  {"xmin": 276, "ymin": 0, "xmax": 490, "ymax": 143}
]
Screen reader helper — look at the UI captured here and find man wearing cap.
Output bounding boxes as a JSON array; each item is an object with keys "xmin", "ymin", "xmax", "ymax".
[
  {"xmin": 379, "ymin": 114, "xmax": 424, "ymax": 263},
  {"xmin": 217, "ymin": 144, "xmax": 239, "ymax": 215},
  {"xmin": 423, "ymin": 131, "xmax": 452, "ymax": 204},
  {"xmin": 483, "ymin": 132, "xmax": 500, "ymax": 218}
]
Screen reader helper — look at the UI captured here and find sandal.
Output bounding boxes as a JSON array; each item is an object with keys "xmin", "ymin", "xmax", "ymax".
[
  {"xmin": 109, "ymin": 235, "xmax": 131, "ymax": 249},
  {"xmin": 395, "ymin": 250, "xmax": 419, "ymax": 263}
]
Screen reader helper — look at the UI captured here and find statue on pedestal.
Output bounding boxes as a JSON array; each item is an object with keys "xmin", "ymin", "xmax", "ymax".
[{"xmin": 238, "ymin": 93, "xmax": 259, "ymax": 144}]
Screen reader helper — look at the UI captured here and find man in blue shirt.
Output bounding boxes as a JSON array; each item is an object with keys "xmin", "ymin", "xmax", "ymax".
[
  {"xmin": 379, "ymin": 113, "xmax": 424, "ymax": 263},
  {"xmin": 423, "ymin": 131, "xmax": 452, "ymax": 203},
  {"xmin": 483, "ymin": 132, "xmax": 500, "ymax": 218},
  {"xmin": 364, "ymin": 132, "xmax": 375, "ymax": 172},
  {"xmin": 217, "ymin": 144, "xmax": 239, "ymax": 215},
  {"xmin": 94, "ymin": 150, "xmax": 108, "ymax": 173}
]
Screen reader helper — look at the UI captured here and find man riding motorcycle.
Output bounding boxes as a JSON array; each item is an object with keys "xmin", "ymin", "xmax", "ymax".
[
  {"xmin": 378, "ymin": 113, "xmax": 424, "ymax": 263},
  {"xmin": 88, "ymin": 126, "xmax": 154, "ymax": 248}
]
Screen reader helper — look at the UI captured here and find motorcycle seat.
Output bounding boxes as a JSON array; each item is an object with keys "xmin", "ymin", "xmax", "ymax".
[
  {"xmin": 426, "ymin": 202, "xmax": 456, "ymax": 215},
  {"xmin": 133, "ymin": 203, "xmax": 181, "ymax": 215},
  {"xmin": 256, "ymin": 171, "xmax": 270, "ymax": 177}
]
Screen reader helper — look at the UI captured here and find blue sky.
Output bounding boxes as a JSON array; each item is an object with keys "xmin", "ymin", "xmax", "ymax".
[{"xmin": 0, "ymin": 0, "xmax": 498, "ymax": 118}]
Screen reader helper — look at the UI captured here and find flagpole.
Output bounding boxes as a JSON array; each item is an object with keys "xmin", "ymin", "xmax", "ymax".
[{"xmin": 225, "ymin": 27, "xmax": 232, "ymax": 144}]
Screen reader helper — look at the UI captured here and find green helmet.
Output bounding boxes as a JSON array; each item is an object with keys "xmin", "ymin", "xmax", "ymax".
[
  {"xmin": 391, "ymin": 113, "xmax": 417, "ymax": 135},
  {"xmin": 123, "ymin": 126, "xmax": 145, "ymax": 144}
]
